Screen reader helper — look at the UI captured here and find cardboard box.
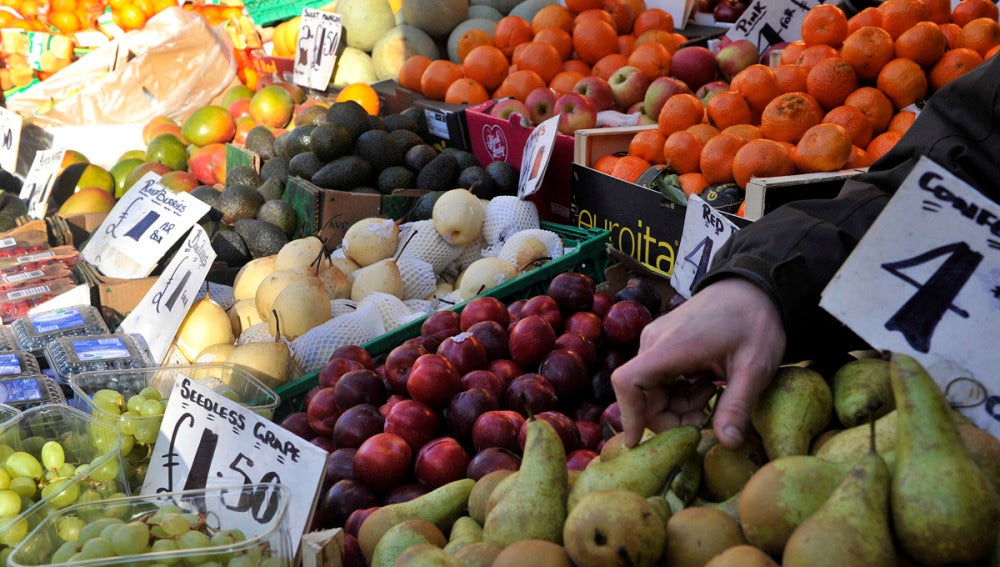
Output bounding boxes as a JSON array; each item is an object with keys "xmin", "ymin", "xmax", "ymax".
[
  {"xmin": 465, "ymin": 99, "xmax": 575, "ymax": 224},
  {"xmin": 574, "ymin": 124, "xmax": 658, "ymax": 168},
  {"xmin": 368, "ymin": 81, "xmax": 470, "ymax": 149},
  {"xmin": 742, "ymin": 169, "xmax": 865, "ymax": 220},
  {"xmin": 74, "ymin": 260, "xmax": 157, "ymax": 328}
]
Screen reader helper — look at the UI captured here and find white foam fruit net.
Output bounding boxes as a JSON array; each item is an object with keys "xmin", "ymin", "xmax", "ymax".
[
  {"xmin": 194, "ymin": 283, "xmax": 236, "ymax": 311},
  {"xmin": 497, "ymin": 229, "xmax": 565, "ymax": 266},
  {"xmin": 396, "ymin": 220, "xmax": 465, "ymax": 273},
  {"xmin": 397, "ymin": 256, "xmax": 437, "ymax": 300},
  {"xmin": 482, "ymin": 196, "xmax": 540, "ymax": 246},
  {"xmin": 330, "ymin": 299, "xmax": 359, "ymax": 318},
  {"xmin": 291, "ymin": 301, "xmax": 386, "ymax": 374},
  {"xmin": 236, "ymin": 322, "xmax": 274, "ymax": 344},
  {"xmin": 359, "ymin": 292, "xmax": 425, "ymax": 331},
  {"xmin": 403, "ymin": 298, "xmax": 436, "ymax": 316},
  {"xmin": 447, "ymin": 233, "xmax": 486, "ymax": 276}
]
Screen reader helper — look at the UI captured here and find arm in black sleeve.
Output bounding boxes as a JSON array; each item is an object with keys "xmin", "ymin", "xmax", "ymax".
[{"xmin": 694, "ymin": 54, "xmax": 1000, "ymax": 361}]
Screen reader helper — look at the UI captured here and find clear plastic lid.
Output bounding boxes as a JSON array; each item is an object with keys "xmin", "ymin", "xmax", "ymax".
[
  {"xmin": 10, "ymin": 305, "xmax": 110, "ymax": 354},
  {"xmin": 43, "ymin": 333, "xmax": 154, "ymax": 383},
  {"xmin": 0, "ymin": 374, "xmax": 66, "ymax": 408},
  {"xmin": 0, "ymin": 349, "xmax": 42, "ymax": 378}
]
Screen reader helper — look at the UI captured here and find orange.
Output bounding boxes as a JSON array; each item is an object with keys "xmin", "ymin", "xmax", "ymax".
[
  {"xmin": 887, "ymin": 110, "xmax": 917, "ymax": 134},
  {"xmin": 847, "ymin": 7, "xmax": 882, "ymax": 35},
  {"xmin": 730, "ymin": 64, "xmax": 780, "ymax": 114},
  {"xmin": 573, "ymin": 7, "xmax": 615, "ymax": 28},
  {"xmin": 419, "ymin": 59, "xmax": 464, "ymax": 101},
  {"xmin": 593, "ymin": 153, "xmax": 622, "ymax": 174},
  {"xmin": 678, "ymin": 172, "xmax": 710, "ymax": 197},
  {"xmin": 801, "ymin": 4, "xmax": 849, "ymax": 47},
  {"xmin": 634, "ymin": 29, "xmax": 679, "ymax": 54},
  {"xmin": 987, "ymin": 44, "xmax": 1000, "ymax": 59},
  {"xmin": 866, "ymin": 130, "xmax": 903, "ymax": 161},
  {"xmin": 705, "ymin": 91, "xmax": 753, "ymax": 130},
  {"xmin": 876, "ymin": 57, "xmax": 927, "ymax": 109},
  {"xmin": 572, "ymin": 18, "xmax": 619, "ymax": 65},
  {"xmin": 806, "ymin": 57, "xmax": 859, "ymax": 110},
  {"xmin": 633, "ymin": 8, "xmax": 674, "ymax": 36},
  {"xmin": 627, "ymin": 41, "xmax": 672, "ymax": 79},
  {"xmin": 780, "ymin": 40, "xmax": 807, "ymax": 65},
  {"xmin": 951, "ymin": 0, "xmax": 999, "ymax": 28},
  {"xmin": 773, "ymin": 64, "xmax": 809, "ymax": 94},
  {"xmin": 132, "ymin": 0, "xmax": 154, "ymax": 17},
  {"xmin": 398, "ymin": 55, "xmax": 432, "ymax": 94},
  {"xmin": 839, "ymin": 25, "xmax": 894, "ymax": 81},
  {"xmin": 494, "ymin": 15, "xmax": 534, "ymax": 58},
  {"xmin": 925, "ymin": 0, "xmax": 952, "ymax": 24},
  {"xmin": 50, "ymin": 0, "xmax": 76, "ymax": 11},
  {"xmin": 760, "ymin": 91, "xmax": 824, "ymax": 144},
  {"xmin": 941, "ymin": 22, "xmax": 962, "ymax": 48},
  {"xmin": 628, "ymin": 128, "xmax": 667, "ymax": 164},
  {"xmin": 513, "ymin": 41, "xmax": 563, "ymax": 84},
  {"xmin": 336, "ymin": 82, "xmax": 381, "ymax": 115},
  {"xmin": 562, "ymin": 58, "xmax": 592, "ymax": 75},
  {"xmin": 845, "ymin": 86, "xmax": 895, "ymax": 133},
  {"xmin": 591, "ymin": 53, "xmax": 629, "ymax": 79},
  {"xmin": 721, "ymin": 123, "xmax": 764, "ymax": 142},
  {"xmin": 604, "ymin": 0, "xmax": 637, "ymax": 34},
  {"xmin": 114, "ymin": 3, "xmax": 147, "ymax": 30},
  {"xmin": 48, "ymin": 10, "xmax": 80, "ymax": 32},
  {"xmin": 795, "ymin": 44, "xmax": 839, "ymax": 71},
  {"xmin": 893, "ymin": 21, "xmax": 947, "ymax": 68},
  {"xmin": 534, "ymin": 27, "xmax": 573, "ymax": 61},
  {"xmin": 686, "ymin": 123, "xmax": 720, "ymax": 143},
  {"xmin": 793, "ymin": 123, "xmax": 852, "ymax": 173},
  {"xmin": 565, "ymin": 0, "xmax": 603, "ymax": 13},
  {"xmin": 700, "ymin": 133, "xmax": 748, "ymax": 184},
  {"xmin": 657, "ymin": 93, "xmax": 705, "ymax": 137},
  {"xmin": 732, "ymin": 138, "xmax": 797, "ymax": 189},
  {"xmin": 879, "ymin": 0, "xmax": 929, "ymax": 40},
  {"xmin": 457, "ymin": 29, "xmax": 494, "ymax": 64},
  {"xmin": 445, "ymin": 78, "xmax": 490, "ymax": 105},
  {"xmin": 928, "ymin": 47, "xmax": 983, "ymax": 91},
  {"xmin": 493, "ymin": 69, "xmax": 547, "ymax": 102},
  {"xmin": 955, "ymin": 17, "xmax": 1000, "ymax": 57},
  {"xmin": 610, "ymin": 155, "xmax": 652, "ymax": 183},
  {"xmin": 845, "ymin": 145, "xmax": 875, "ymax": 168},
  {"xmin": 463, "ymin": 45, "xmax": 509, "ymax": 92},
  {"xmin": 618, "ymin": 34, "xmax": 636, "ymax": 56},
  {"xmin": 822, "ymin": 105, "xmax": 874, "ymax": 148},
  {"xmin": 532, "ymin": 4, "xmax": 574, "ymax": 33},
  {"xmin": 662, "ymin": 129, "xmax": 706, "ymax": 174},
  {"xmin": 549, "ymin": 70, "xmax": 585, "ymax": 95}
]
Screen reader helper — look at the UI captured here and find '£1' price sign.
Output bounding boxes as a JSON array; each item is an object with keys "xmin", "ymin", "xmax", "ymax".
[{"xmin": 821, "ymin": 156, "xmax": 1000, "ymax": 438}]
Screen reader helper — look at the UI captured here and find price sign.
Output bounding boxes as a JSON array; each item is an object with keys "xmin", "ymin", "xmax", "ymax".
[
  {"xmin": 293, "ymin": 9, "xmax": 342, "ymax": 90},
  {"xmin": 517, "ymin": 114, "xmax": 559, "ymax": 199},
  {"xmin": 143, "ymin": 378, "xmax": 328, "ymax": 551},
  {"xmin": 118, "ymin": 225, "xmax": 216, "ymax": 363},
  {"xmin": 671, "ymin": 194, "xmax": 741, "ymax": 299},
  {"xmin": 19, "ymin": 149, "xmax": 65, "ymax": 219},
  {"xmin": 820, "ymin": 156, "xmax": 1000, "ymax": 437},
  {"xmin": 0, "ymin": 107, "xmax": 23, "ymax": 173},
  {"xmin": 724, "ymin": 0, "xmax": 820, "ymax": 55},
  {"xmin": 81, "ymin": 173, "xmax": 210, "ymax": 279}
]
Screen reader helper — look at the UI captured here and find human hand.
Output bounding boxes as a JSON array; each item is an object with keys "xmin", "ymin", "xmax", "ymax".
[{"xmin": 610, "ymin": 277, "xmax": 787, "ymax": 450}]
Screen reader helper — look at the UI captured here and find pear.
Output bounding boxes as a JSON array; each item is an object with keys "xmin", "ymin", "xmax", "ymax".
[
  {"xmin": 600, "ymin": 429, "xmax": 655, "ymax": 461},
  {"xmin": 225, "ymin": 314, "xmax": 291, "ymax": 389},
  {"xmin": 342, "ymin": 217, "xmax": 399, "ymax": 267},
  {"xmin": 663, "ymin": 507, "xmax": 748, "ymax": 567},
  {"xmin": 497, "ymin": 235, "xmax": 550, "ymax": 271},
  {"xmin": 492, "ymin": 539, "xmax": 573, "ymax": 567},
  {"xmin": 705, "ymin": 545, "xmax": 779, "ymax": 567},
  {"xmin": 468, "ymin": 470, "xmax": 514, "ymax": 525},
  {"xmin": 232, "ymin": 255, "xmax": 276, "ymax": 301},
  {"xmin": 701, "ymin": 432, "xmax": 766, "ymax": 502},
  {"xmin": 483, "ymin": 419, "xmax": 567, "ymax": 546},
  {"xmin": 568, "ymin": 425, "xmax": 700, "ymax": 511},
  {"xmin": 563, "ymin": 490, "xmax": 666, "ymax": 567},
  {"xmin": 267, "ymin": 277, "xmax": 331, "ymax": 339},
  {"xmin": 452, "ymin": 542, "xmax": 502, "ymax": 567},
  {"xmin": 392, "ymin": 543, "xmax": 464, "ymax": 566},
  {"xmin": 669, "ymin": 449, "xmax": 703, "ymax": 506},
  {"xmin": 813, "ymin": 410, "xmax": 897, "ymax": 462},
  {"xmin": 316, "ymin": 259, "xmax": 350, "ymax": 300},
  {"xmin": 358, "ymin": 478, "xmax": 475, "ymax": 562},
  {"xmin": 351, "ymin": 258, "xmax": 404, "ymax": 301},
  {"xmin": 751, "ymin": 365, "xmax": 833, "ymax": 460},
  {"xmin": 274, "ymin": 236, "xmax": 324, "ymax": 270},
  {"xmin": 370, "ymin": 519, "xmax": 446, "ymax": 567},
  {"xmin": 442, "ymin": 516, "xmax": 482, "ymax": 555},
  {"xmin": 958, "ymin": 423, "xmax": 1000, "ymax": 493},
  {"xmin": 329, "ymin": 254, "xmax": 360, "ymax": 286},
  {"xmin": 254, "ymin": 266, "xmax": 313, "ymax": 321},
  {"xmin": 194, "ymin": 343, "xmax": 235, "ymax": 364},
  {"xmin": 456, "ymin": 257, "xmax": 520, "ymax": 299},
  {"xmin": 697, "ymin": 491, "xmax": 742, "ymax": 522},
  {"xmin": 432, "ymin": 188, "xmax": 484, "ymax": 246},
  {"xmin": 889, "ymin": 353, "xmax": 1000, "ymax": 565},
  {"xmin": 227, "ymin": 298, "xmax": 264, "ymax": 336},
  {"xmin": 483, "ymin": 471, "xmax": 518, "ymax": 521},
  {"xmin": 831, "ymin": 357, "xmax": 895, "ymax": 427},
  {"xmin": 174, "ymin": 295, "xmax": 235, "ymax": 362}
]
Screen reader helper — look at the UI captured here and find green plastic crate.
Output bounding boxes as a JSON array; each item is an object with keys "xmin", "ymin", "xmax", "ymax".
[
  {"xmin": 244, "ymin": 0, "xmax": 327, "ymax": 27},
  {"xmin": 273, "ymin": 221, "xmax": 611, "ymax": 419}
]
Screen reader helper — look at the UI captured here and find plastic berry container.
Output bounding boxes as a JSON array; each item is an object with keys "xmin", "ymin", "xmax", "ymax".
[
  {"xmin": 0, "ymin": 375, "xmax": 67, "ymax": 409},
  {"xmin": 10, "ymin": 305, "xmax": 110, "ymax": 356},
  {"xmin": 42, "ymin": 333, "xmax": 155, "ymax": 385},
  {"xmin": 0, "ymin": 402, "xmax": 19, "ymax": 425},
  {"xmin": 8, "ymin": 483, "xmax": 292, "ymax": 567},
  {"xmin": 0, "ymin": 350, "xmax": 42, "ymax": 379}
]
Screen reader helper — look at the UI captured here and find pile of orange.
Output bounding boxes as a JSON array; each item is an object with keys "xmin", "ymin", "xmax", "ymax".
[
  {"xmin": 399, "ymin": 0, "xmax": 687, "ymax": 106},
  {"xmin": 597, "ymin": 0, "xmax": 999, "ymax": 204}
]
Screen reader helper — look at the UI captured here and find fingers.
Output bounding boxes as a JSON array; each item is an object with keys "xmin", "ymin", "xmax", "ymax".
[
  {"xmin": 612, "ymin": 377, "xmax": 648, "ymax": 448},
  {"xmin": 712, "ymin": 367, "xmax": 773, "ymax": 450}
]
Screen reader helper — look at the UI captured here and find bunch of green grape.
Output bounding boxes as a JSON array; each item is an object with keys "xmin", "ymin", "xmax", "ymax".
[{"xmin": 41, "ymin": 503, "xmax": 285, "ymax": 566}]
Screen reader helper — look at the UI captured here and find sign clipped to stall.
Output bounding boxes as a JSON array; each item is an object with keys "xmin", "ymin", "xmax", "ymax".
[
  {"xmin": 0, "ymin": 107, "xmax": 23, "ymax": 173},
  {"xmin": 671, "ymin": 194, "xmax": 741, "ymax": 299},
  {"xmin": 80, "ymin": 173, "xmax": 211, "ymax": 279},
  {"xmin": 724, "ymin": 0, "xmax": 820, "ymax": 54},
  {"xmin": 293, "ymin": 9, "xmax": 342, "ymax": 90},
  {"xmin": 143, "ymin": 377, "xmax": 327, "ymax": 551},
  {"xmin": 518, "ymin": 114, "xmax": 559, "ymax": 200},
  {"xmin": 117, "ymin": 224, "xmax": 216, "ymax": 363},
  {"xmin": 19, "ymin": 148, "xmax": 65, "ymax": 219},
  {"xmin": 821, "ymin": 156, "xmax": 1000, "ymax": 437}
]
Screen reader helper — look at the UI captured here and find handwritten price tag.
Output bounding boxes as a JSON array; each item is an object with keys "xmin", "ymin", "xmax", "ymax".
[
  {"xmin": 671, "ymin": 194, "xmax": 741, "ymax": 299},
  {"xmin": 143, "ymin": 377, "xmax": 327, "ymax": 552},
  {"xmin": 118, "ymin": 225, "xmax": 216, "ymax": 363},
  {"xmin": 518, "ymin": 114, "xmax": 559, "ymax": 199},
  {"xmin": 19, "ymin": 149, "xmax": 64, "ymax": 219},
  {"xmin": 821, "ymin": 156, "xmax": 1000, "ymax": 438},
  {"xmin": 724, "ymin": 0, "xmax": 819, "ymax": 54},
  {"xmin": 0, "ymin": 107, "xmax": 23, "ymax": 173},
  {"xmin": 293, "ymin": 9, "xmax": 342, "ymax": 90},
  {"xmin": 81, "ymin": 173, "xmax": 210, "ymax": 279}
]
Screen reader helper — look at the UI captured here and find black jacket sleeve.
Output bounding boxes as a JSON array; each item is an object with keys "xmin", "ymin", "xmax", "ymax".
[{"xmin": 694, "ymin": 55, "xmax": 1000, "ymax": 361}]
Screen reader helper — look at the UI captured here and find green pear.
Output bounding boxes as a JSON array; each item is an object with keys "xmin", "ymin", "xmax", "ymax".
[
  {"xmin": 751, "ymin": 366, "xmax": 833, "ymax": 460},
  {"xmin": 483, "ymin": 471, "xmax": 519, "ymax": 521},
  {"xmin": 442, "ymin": 516, "xmax": 482, "ymax": 555},
  {"xmin": 663, "ymin": 507, "xmax": 748, "ymax": 567},
  {"xmin": 492, "ymin": 539, "xmax": 573, "ymax": 567},
  {"xmin": 668, "ymin": 449, "xmax": 703, "ymax": 506},
  {"xmin": 371, "ymin": 519, "xmax": 446, "ymax": 567},
  {"xmin": 467, "ymin": 470, "xmax": 514, "ymax": 525},
  {"xmin": 889, "ymin": 353, "xmax": 1000, "ymax": 565},
  {"xmin": 483, "ymin": 419, "xmax": 567, "ymax": 547},
  {"xmin": 350, "ymin": 258, "xmax": 404, "ymax": 301},
  {"xmin": 813, "ymin": 410, "xmax": 897, "ymax": 462},
  {"xmin": 705, "ymin": 545, "xmax": 779, "ymax": 567},
  {"xmin": 358, "ymin": 478, "xmax": 475, "ymax": 562},
  {"xmin": 563, "ymin": 490, "xmax": 667, "ymax": 567},
  {"xmin": 393, "ymin": 543, "xmax": 464, "ymax": 566},
  {"xmin": 646, "ymin": 494, "xmax": 672, "ymax": 525},
  {"xmin": 958, "ymin": 423, "xmax": 1000, "ymax": 494},
  {"xmin": 831, "ymin": 357, "xmax": 895, "ymax": 427},
  {"xmin": 697, "ymin": 490, "xmax": 742, "ymax": 523},
  {"xmin": 451, "ymin": 541, "xmax": 502, "ymax": 567},
  {"xmin": 738, "ymin": 455, "xmax": 853, "ymax": 557},
  {"xmin": 568, "ymin": 425, "xmax": 700, "ymax": 511},
  {"xmin": 701, "ymin": 432, "xmax": 766, "ymax": 502}
]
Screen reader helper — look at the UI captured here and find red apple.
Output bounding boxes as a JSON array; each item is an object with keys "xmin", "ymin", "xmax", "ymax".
[
  {"xmin": 414, "ymin": 437, "xmax": 470, "ymax": 489},
  {"xmin": 591, "ymin": 292, "xmax": 613, "ymax": 318},
  {"xmin": 508, "ymin": 315, "xmax": 557, "ymax": 370},
  {"xmin": 472, "ymin": 410, "xmax": 526, "ymax": 452},
  {"xmin": 487, "ymin": 359, "xmax": 522, "ymax": 390},
  {"xmin": 467, "ymin": 447, "xmax": 521, "ymax": 480},
  {"xmin": 343, "ymin": 507, "xmax": 378, "ymax": 539},
  {"xmin": 384, "ymin": 398, "xmax": 441, "ymax": 453},
  {"xmin": 332, "ymin": 403, "xmax": 384, "ymax": 449},
  {"xmin": 311, "ymin": 436, "xmax": 336, "ymax": 453},
  {"xmin": 507, "ymin": 299, "xmax": 527, "ymax": 324},
  {"xmin": 503, "ymin": 373, "xmax": 558, "ymax": 416},
  {"xmin": 643, "ymin": 75, "xmax": 694, "ymax": 121},
  {"xmin": 553, "ymin": 92, "xmax": 598, "ymax": 135},
  {"xmin": 306, "ymin": 387, "xmax": 341, "ymax": 437},
  {"xmin": 562, "ymin": 311, "xmax": 603, "ymax": 344},
  {"xmin": 575, "ymin": 401, "xmax": 605, "ymax": 424},
  {"xmin": 460, "ymin": 296, "xmax": 510, "ymax": 330},
  {"xmin": 573, "ymin": 75, "xmax": 616, "ymax": 112},
  {"xmin": 599, "ymin": 346, "xmax": 638, "ymax": 372},
  {"xmin": 319, "ymin": 357, "xmax": 366, "ymax": 389},
  {"xmin": 547, "ymin": 272, "xmax": 596, "ymax": 314},
  {"xmin": 555, "ymin": 331, "xmax": 598, "ymax": 369},
  {"xmin": 330, "ymin": 345, "xmax": 375, "ymax": 369},
  {"xmin": 436, "ymin": 331, "xmax": 488, "ymax": 376},
  {"xmin": 324, "ymin": 447, "xmax": 357, "ymax": 488},
  {"xmin": 383, "ymin": 483, "xmax": 430, "ymax": 505},
  {"xmin": 407, "ymin": 353, "xmax": 463, "ymax": 409},
  {"xmin": 466, "ymin": 320, "xmax": 510, "ymax": 361},
  {"xmin": 525, "ymin": 86, "xmax": 558, "ymax": 125},
  {"xmin": 600, "ymin": 402, "xmax": 623, "ymax": 435},
  {"xmin": 567, "ymin": 449, "xmax": 599, "ymax": 471},
  {"xmin": 538, "ymin": 348, "xmax": 589, "ymax": 402},
  {"xmin": 461, "ymin": 370, "xmax": 506, "ymax": 399},
  {"xmin": 445, "ymin": 387, "xmax": 500, "ymax": 448},
  {"xmin": 279, "ymin": 412, "xmax": 315, "ymax": 440},
  {"xmin": 609, "ymin": 65, "xmax": 651, "ymax": 111},
  {"xmin": 520, "ymin": 294, "xmax": 563, "ymax": 333},
  {"xmin": 517, "ymin": 411, "xmax": 580, "ymax": 454},
  {"xmin": 696, "ymin": 80, "xmax": 732, "ymax": 106},
  {"xmin": 353, "ymin": 432, "xmax": 413, "ymax": 493},
  {"xmin": 342, "ymin": 534, "xmax": 364, "ymax": 567},
  {"xmin": 716, "ymin": 39, "xmax": 759, "ymax": 81},
  {"xmin": 576, "ymin": 420, "xmax": 603, "ymax": 451},
  {"xmin": 602, "ymin": 299, "xmax": 653, "ymax": 346},
  {"xmin": 319, "ymin": 479, "xmax": 378, "ymax": 529},
  {"xmin": 490, "ymin": 97, "xmax": 532, "ymax": 126},
  {"xmin": 670, "ymin": 45, "xmax": 719, "ymax": 92},
  {"xmin": 421, "ymin": 310, "xmax": 461, "ymax": 352},
  {"xmin": 383, "ymin": 342, "xmax": 428, "ymax": 395},
  {"xmin": 590, "ymin": 368, "xmax": 617, "ymax": 405},
  {"xmin": 379, "ymin": 394, "xmax": 407, "ymax": 417},
  {"xmin": 333, "ymin": 369, "xmax": 388, "ymax": 411}
]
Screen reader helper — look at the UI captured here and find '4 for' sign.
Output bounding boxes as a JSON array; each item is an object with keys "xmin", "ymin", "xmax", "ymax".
[{"xmin": 821, "ymin": 156, "xmax": 1000, "ymax": 438}]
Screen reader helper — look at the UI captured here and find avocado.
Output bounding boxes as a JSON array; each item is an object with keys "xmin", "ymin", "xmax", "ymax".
[
  {"xmin": 0, "ymin": 213, "xmax": 16, "ymax": 233},
  {"xmin": 226, "ymin": 165, "xmax": 262, "ymax": 188},
  {"xmin": 256, "ymin": 178, "xmax": 284, "ymax": 201},
  {"xmin": 200, "ymin": 219, "xmax": 224, "ymax": 240},
  {"xmin": 355, "ymin": 129, "xmax": 404, "ymax": 172},
  {"xmin": 310, "ymin": 122, "xmax": 354, "ymax": 162},
  {"xmin": 390, "ymin": 129, "xmax": 423, "ymax": 152},
  {"xmin": 311, "ymin": 155, "xmax": 374, "ymax": 191},
  {"xmin": 368, "ymin": 114, "xmax": 388, "ymax": 132},
  {"xmin": 295, "ymin": 104, "xmax": 328, "ymax": 126},
  {"xmin": 256, "ymin": 199, "xmax": 298, "ymax": 237},
  {"xmin": 260, "ymin": 156, "xmax": 289, "ymax": 186},
  {"xmin": 288, "ymin": 151, "xmax": 326, "ymax": 180},
  {"xmin": 274, "ymin": 124, "xmax": 316, "ymax": 160},
  {"xmin": 405, "ymin": 144, "xmax": 439, "ymax": 172},
  {"xmin": 244, "ymin": 125, "xmax": 277, "ymax": 161},
  {"xmin": 377, "ymin": 166, "xmax": 416, "ymax": 194},
  {"xmin": 416, "ymin": 152, "xmax": 459, "ymax": 191},
  {"xmin": 407, "ymin": 190, "xmax": 444, "ymax": 221},
  {"xmin": 352, "ymin": 186, "xmax": 382, "ymax": 195},
  {"xmin": 325, "ymin": 100, "xmax": 370, "ymax": 142},
  {"xmin": 457, "ymin": 165, "xmax": 495, "ymax": 197},
  {"xmin": 0, "ymin": 190, "xmax": 27, "ymax": 216},
  {"xmin": 235, "ymin": 218, "xmax": 290, "ymax": 258},
  {"xmin": 485, "ymin": 160, "xmax": 519, "ymax": 197},
  {"xmin": 383, "ymin": 113, "xmax": 418, "ymax": 133},
  {"xmin": 191, "ymin": 185, "xmax": 223, "ymax": 221},
  {"xmin": 441, "ymin": 147, "xmax": 480, "ymax": 170},
  {"xmin": 212, "ymin": 228, "xmax": 251, "ymax": 267},
  {"xmin": 217, "ymin": 183, "xmax": 265, "ymax": 224},
  {"xmin": 400, "ymin": 106, "xmax": 429, "ymax": 138}
]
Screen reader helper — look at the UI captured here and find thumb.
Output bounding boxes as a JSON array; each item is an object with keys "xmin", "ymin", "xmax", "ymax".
[{"xmin": 712, "ymin": 367, "xmax": 772, "ymax": 450}]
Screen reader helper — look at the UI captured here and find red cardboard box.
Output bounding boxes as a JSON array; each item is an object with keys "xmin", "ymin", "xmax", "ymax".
[{"xmin": 464, "ymin": 99, "xmax": 574, "ymax": 224}]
